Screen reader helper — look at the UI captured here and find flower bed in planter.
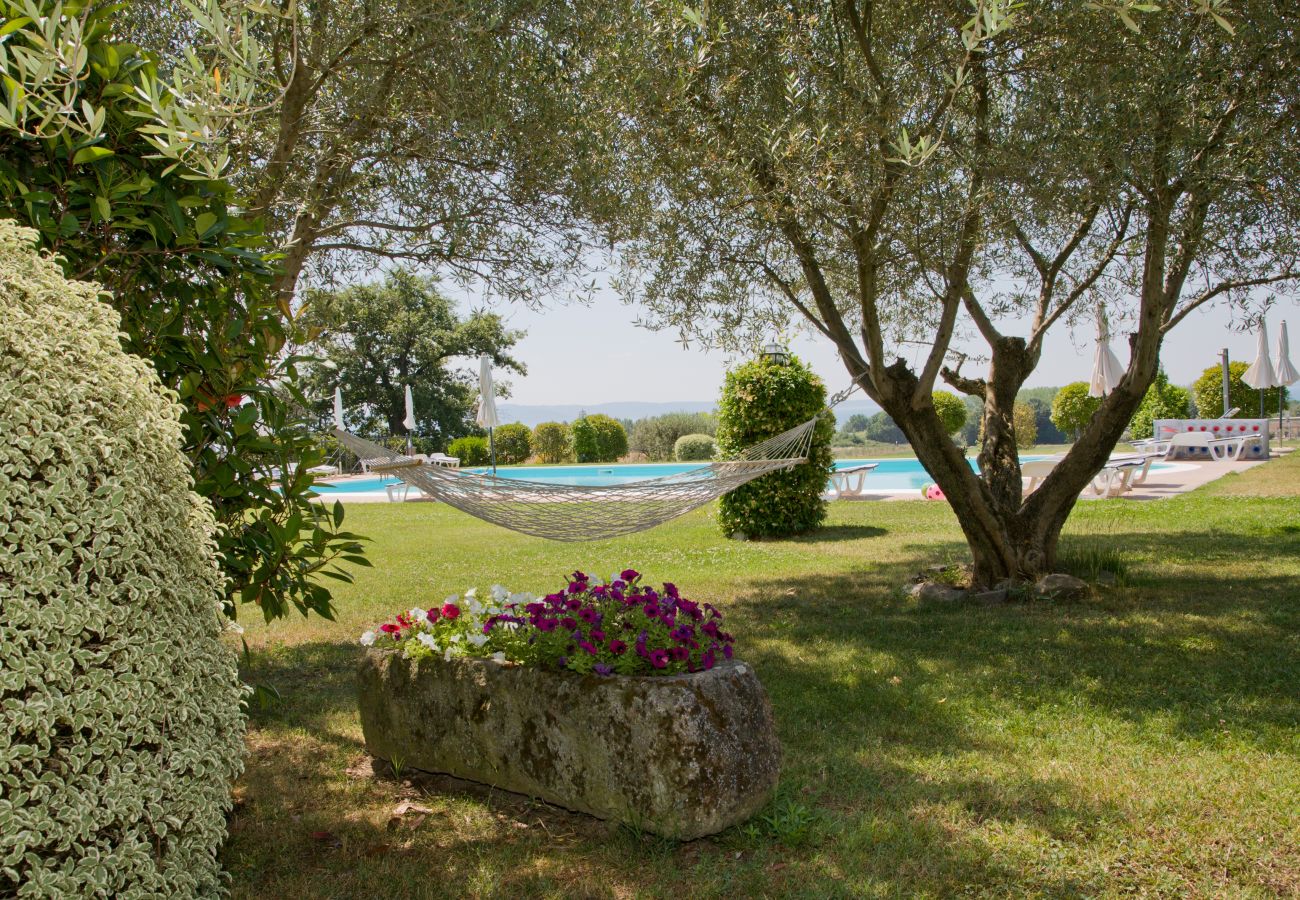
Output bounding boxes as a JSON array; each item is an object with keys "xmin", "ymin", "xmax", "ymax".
[{"xmin": 356, "ymin": 572, "xmax": 781, "ymax": 839}]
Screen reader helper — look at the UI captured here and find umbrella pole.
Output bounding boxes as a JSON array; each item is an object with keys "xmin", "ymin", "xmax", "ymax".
[{"xmin": 489, "ymin": 427, "xmax": 496, "ymax": 475}]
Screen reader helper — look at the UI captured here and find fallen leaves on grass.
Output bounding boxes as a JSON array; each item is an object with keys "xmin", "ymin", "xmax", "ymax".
[{"xmin": 389, "ymin": 801, "xmax": 433, "ymax": 830}]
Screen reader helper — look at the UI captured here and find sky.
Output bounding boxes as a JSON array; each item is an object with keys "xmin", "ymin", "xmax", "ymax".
[{"xmin": 463, "ymin": 284, "xmax": 1300, "ymax": 407}]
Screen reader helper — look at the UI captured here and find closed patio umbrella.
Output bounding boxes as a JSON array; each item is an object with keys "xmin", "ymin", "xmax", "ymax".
[
  {"xmin": 1088, "ymin": 310, "xmax": 1124, "ymax": 398},
  {"xmin": 333, "ymin": 386, "xmax": 344, "ymax": 430},
  {"xmin": 1275, "ymin": 320, "xmax": 1298, "ymax": 440},
  {"xmin": 476, "ymin": 355, "xmax": 500, "ymax": 473},
  {"xmin": 403, "ymin": 384, "xmax": 416, "ymax": 454},
  {"xmin": 1242, "ymin": 318, "xmax": 1279, "ymax": 417}
]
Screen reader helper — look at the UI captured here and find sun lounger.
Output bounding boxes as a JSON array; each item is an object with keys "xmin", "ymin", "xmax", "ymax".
[
  {"xmin": 823, "ymin": 463, "xmax": 878, "ymax": 499},
  {"xmin": 1020, "ymin": 458, "xmax": 1060, "ymax": 494},
  {"xmin": 1157, "ymin": 431, "xmax": 1251, "ymax": 461}
]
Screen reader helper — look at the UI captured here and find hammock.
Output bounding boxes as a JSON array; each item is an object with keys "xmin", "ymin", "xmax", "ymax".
[{"xmin": 329, "ymin": 393, "xmax": 852, "ymax": 541}]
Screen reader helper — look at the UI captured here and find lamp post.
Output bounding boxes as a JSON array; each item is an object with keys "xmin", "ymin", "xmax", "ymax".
[{"xmin": 761, "ymin": 342, "xmax": 789, "ymax": 365}]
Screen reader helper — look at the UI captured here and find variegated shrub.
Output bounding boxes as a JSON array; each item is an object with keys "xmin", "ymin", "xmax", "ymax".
[{"xmin": 0, "ymin": 221, "xmax": 245, "ymax": 897}]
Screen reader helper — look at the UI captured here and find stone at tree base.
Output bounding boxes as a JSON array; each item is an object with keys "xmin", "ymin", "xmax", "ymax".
[
  {"xmin": 909, "ymin": 581, "xmax": 966, "ymax": 603},
  {"xmin": 1034, "ymin": 573, "xmax": 1090, "ymax": 601},
  {"xmin": 357, "ymin": 651, "xmax": 781, "ymax": 840}
]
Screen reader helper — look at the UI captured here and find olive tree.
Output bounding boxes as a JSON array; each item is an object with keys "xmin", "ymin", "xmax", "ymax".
[
  {"xmin": 124, "ymin": 0, "xmax": 601, "ymax": 308},
  {"xmin": 576, "ymin": 0, "xmax": 1300, "ymax": 584}
]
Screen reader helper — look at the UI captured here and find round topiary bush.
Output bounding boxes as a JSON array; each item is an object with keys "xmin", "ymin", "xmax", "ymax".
[
  {"xmin": 716, "ymin": 354, "xmax": 834, "ymax": 538},
  {"xmin": 0, "ymin": 221, "xmax": 246, "ymax": 897},
  {"xmin": 674, "ymin": 433, "xmax": 717, "ymax": 461}
]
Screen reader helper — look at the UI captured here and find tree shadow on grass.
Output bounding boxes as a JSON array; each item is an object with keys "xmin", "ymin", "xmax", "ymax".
[
  {"xmin": 227, "ymin": 630, "xmax": 1111, "ymax": 897},
  {"xmin": 782, "ymin": 523, "xmax": 889, "ymax": 543},
  {"xmin": 741, "ymin": 525, "xmax": 1300, "ymax": 750}
]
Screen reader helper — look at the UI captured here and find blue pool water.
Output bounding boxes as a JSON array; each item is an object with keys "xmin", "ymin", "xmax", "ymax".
[{"xmin": 311, "ymin": 458, "xmax": 1029, "ymax": 494}]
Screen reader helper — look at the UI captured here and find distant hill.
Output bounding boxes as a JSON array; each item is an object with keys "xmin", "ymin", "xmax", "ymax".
[{"xmin": 495, "ymin": 397, "xmax": 881, "ymax": 428}]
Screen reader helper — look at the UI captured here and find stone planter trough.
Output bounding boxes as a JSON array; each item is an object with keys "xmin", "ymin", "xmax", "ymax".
[{"xmin": 357, "ymin": 649, "xmax": 781, "ymax": 840}]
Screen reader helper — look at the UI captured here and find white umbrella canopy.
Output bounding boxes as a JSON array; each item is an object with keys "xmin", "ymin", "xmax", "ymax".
[
  {"xmin": 1088, "ymin": 312, "xmax": 1125, "ymax": 398},
  {"xmin": 403, "ymin": 384, "xmax": 417, "ymax": 431},
  {"xmin": 476, "ymin": 354, "xmax": 500, "ymax": 428},
  {"xmin": 1243, "ymin": 319, "xmax": 1279, "ymax": 389},
  {"xmin": 1275, "ymin": 320, "xmax": 1299, "ymax": 386}
]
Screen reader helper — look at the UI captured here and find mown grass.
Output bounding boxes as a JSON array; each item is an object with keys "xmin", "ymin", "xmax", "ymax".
[{"xmin": 227, "ymin": 454, "xmax": 1300, "ymax": 898}]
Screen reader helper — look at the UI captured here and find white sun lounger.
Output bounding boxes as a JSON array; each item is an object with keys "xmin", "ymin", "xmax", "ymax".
[{"xmin": 823, "ymin": 463, "xmax": 878, "ymax": 500}]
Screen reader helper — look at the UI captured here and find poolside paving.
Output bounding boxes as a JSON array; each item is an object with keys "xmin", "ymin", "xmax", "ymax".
[{"xmin": 316, "ymin": 454, "xmax": 1278, "ymax": 503}]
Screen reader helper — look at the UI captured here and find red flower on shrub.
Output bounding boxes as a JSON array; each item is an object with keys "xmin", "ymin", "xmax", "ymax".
[{"xmin": 441, "ymin": 603, "xmax": 460, "ymax": 620}]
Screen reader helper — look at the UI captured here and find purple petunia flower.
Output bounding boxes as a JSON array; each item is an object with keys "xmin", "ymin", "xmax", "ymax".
[
  {"xmin": 669, "ymin": 646, "xmax": 689, "ymax": 661},
  {"xmin": 609, "ymin": 639, "xmax": 627, "ymax": 655},
  {"xmin": 537, "ymin": 617, "xmax": 559, "ymax": 633},
  {"xmin": 620, "ymin": 568, "xmax": 640, "ymax": 582},
  {"xmin": 558, "ymin": 656, "xmax": 568, "ymax": 667},
  {"xmin": 561, "ymin": 617, "xmax": 577, "ymax": 631},
  {"xmin": 590, "ymin": 629, "xmax": 606, "ymax": 642},
  {"xmin": 723, "ymin": 644, "xmax": 733, "ymax": 659},
  {"xmin": 578, "ymin": 640, "xmax": 597, "ymax": 655},
  {"xmin": 663, "ymin": 582, "xmax": 679, "ymax": 598},
  {"xmin": 702, "ymin": 649, "xmax": 716, "ymax": 669},
  {"xmin": 649, "ymin": 648, "xmax": 669, "ymax": 669},
  {"xmin": 578, "ymin": 607, "xmax": 599, "ymax": 624},
  {"xmin": 702, "ymin": 621, "xmax": 719, "ymax": 638},
  {"xmin": 594, "ymin": 663, "xmax": 613, "ymax": 676}
]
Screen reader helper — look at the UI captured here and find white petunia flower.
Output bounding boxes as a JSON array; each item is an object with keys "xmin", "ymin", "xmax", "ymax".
[
  {"xmin": 408, "ymin": 608, "xmax": 426, "ymax": 622},
  {"xmin": 490, "ymin": 584, "xmax": 509, "ymax": 601},
  {"xmin": 417, "ymin": 632, "xmax": 437, "ymax": 649},
  {"xmin": 444, "ymin": 594, "xmax": 459, "ymax": 605},
  {"xmin": 464, "ymin": 587, "xmax": 477, "ymax": 598},
  {"xmin": 359, "ymin": 631, "xmax": 376, "ymax": 647},
  {"xmin": 491, "ymin": 652, "xmax": 507, "ymax": 663},
  {"xmin": 468, "ymin": 633, "xmax": 489, "ymax": 648}
]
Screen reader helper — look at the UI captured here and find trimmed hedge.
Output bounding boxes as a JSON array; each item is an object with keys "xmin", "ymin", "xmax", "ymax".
[
  {"xmin": 448, "ymin": 435, "xmax": 491, "ymax": 466},
  {"xmin": 532, "ymin": 422, "xmax": 572, "ymax": 463},
  {"xmin": 571, "ymin": 414, "xmax": 628, "ymax": 462},
  {"xmin": 493, "ymin": 423, "xmax": 533, "ymax": 464},
  {"xmin": 674, "ymin": 433, "xmax": 717, "ymax": 461},
  {"xmin": 0, "ymin": 221, "xmax": 245, "ymax": 896},
  {"xmin": 716, "ymin": 354, "xmax": 834, "ymax": 538}
]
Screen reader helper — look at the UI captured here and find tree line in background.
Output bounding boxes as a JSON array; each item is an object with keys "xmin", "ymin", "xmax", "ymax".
[{"xmin": 836, "ymin": 362, "xmax": 1284, "ymax": 450}]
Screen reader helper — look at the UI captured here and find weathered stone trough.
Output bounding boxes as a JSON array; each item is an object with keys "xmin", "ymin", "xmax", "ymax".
[{"xmin": 357, "ymin": 649, "xmax": 781, "ymax": 840}]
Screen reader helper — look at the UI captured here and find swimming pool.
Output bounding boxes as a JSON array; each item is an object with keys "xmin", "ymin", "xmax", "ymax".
[{"xmin": 310, "ymin": 457, "xmax": 1055, "ymax": 494}]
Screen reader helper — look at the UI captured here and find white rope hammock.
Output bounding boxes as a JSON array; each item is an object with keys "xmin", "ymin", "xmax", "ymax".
[{"xmin": 330, "ymin": 386, "xmax": 855, "ymax": 542}]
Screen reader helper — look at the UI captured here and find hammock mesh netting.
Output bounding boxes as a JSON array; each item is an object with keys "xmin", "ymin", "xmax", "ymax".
[{"xmin": 331, "ymin": 415, "xmax": 824, "ymax": 542}]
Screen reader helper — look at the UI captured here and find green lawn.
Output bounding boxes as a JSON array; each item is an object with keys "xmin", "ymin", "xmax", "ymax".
[{"xmin": 228, "ymin": 455, "xmax": 1300, "ymax": 898}]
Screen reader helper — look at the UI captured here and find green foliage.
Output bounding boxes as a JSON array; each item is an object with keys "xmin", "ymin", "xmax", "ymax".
[
  {"xmin": 448, "ymin": 436, "xmax": 491, "ymax": 466},
  {"xmin": 532, "ymin": 421, "xmax": 572, "ymax": 464},
  {"xmin": 1050, "ymin": 382, "xmax": 1103, "ymax": 438},
  {"xmin": 716, "ymin": 355, "xmax": 834, "ymax": 538},
  {"xmin": 674, "ymin": 433, "xmax": 717, "ymax": 461},
  {"xmin": 493, "ymin": 423, "xmax": 533, "ymax": 464},
  {"xmin": 571, "ymin": 413, "xmax": 628, "ymax": 462},
  {"xmin": 1021, "ymin": 396, "xmax": 1067, "ymax": 444},
  {"xmin": 0, "ymin": 3, "xmax": 363, "ymax": 621},
  {"xmin": 302, "ymin": 271, "xmax": 524, "ymax": 445},
  {"xmin": 628, "ymin": 411, "xmax": 717, "ymax": 460},
  {"xmin": 864, "ymin": 412, "xmax": 907, "ymax": 444},
  {"xmin": 1193, "ymin": 361, "xmax": 1280, "ymax": 418},
  {"xmin": 1013, "ymin": 402, "xmax": 1039, "ymax": 450},
  {"xmin": 931, "ymin": 391, "xmax": 968, "ymax": 436},
  {"xmin": 1130, "ymin": 369, "xmax": 1193, "ymax": 439},
  {"xmin": 0, "ymin": 221, "xmax": 245, "ymax": 896},
  {"xmin": 843, "ymin": 413, "xmax": 871, "ymax": 432}
]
